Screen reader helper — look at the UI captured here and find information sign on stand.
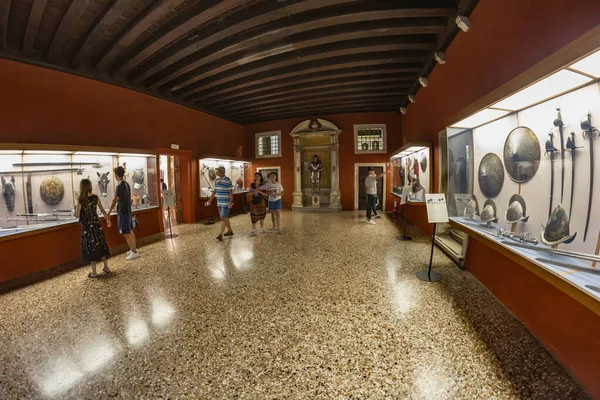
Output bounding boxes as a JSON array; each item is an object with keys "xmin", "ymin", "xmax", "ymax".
[
  {"xmin": 416, "ymin": 193, "xmax": 448, "ymax": 283},
  {"xmin": 161, "ymin": 190, "xmax": 178, "ymax": 239}
]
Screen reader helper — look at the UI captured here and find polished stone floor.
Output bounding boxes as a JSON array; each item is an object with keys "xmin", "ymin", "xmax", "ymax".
[{"xmin": 0, "ymin": 211, "xmax": 588, "ymax": 399}]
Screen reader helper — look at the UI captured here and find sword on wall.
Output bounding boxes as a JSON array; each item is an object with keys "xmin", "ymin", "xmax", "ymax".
[
  {"xmin": 544, "ymin": 131, "xmax": 559, "ymax": 219},
  {"xmin": 581, "ymin": 111, "xmax": 599, "ymax": 242},
  {"xmin": 565, "ymin": 131, "xmax": 583, "ymax": 218},
  {"xmin": 553, "ymin": 108, "xmax": 566, "ymax": 202},
  {"xmin": 26, "ymin": 174, "xmax": 33, "ymax": 214}
]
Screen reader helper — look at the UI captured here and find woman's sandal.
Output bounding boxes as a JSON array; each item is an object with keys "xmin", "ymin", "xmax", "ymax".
[
  {"xmin": 88, "ymin": 273, "xmax": 99, "ymax": 279},
  {"xmin": 103, "ymin": 268, "xmax": 111, "ymax": 274}
]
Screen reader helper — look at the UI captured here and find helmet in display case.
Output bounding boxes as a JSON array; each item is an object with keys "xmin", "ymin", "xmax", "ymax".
[
  {"xmin": 541, "ymin": 205, "xmax": 577, "ymax": 246},
  {"xmin": 505, "ymin": 194, "xmax": 529, "ymax": 224}
]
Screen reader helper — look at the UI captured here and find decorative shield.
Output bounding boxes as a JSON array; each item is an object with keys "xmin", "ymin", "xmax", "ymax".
[
  {"xmin": 448, "ymin": 149, "xmax": 455, "ymax": 178},
  {"xmin": 478, "ymin": 153, "xmax": 504, "ymax": 198},
  {"xmin": 454, "ymin": 157, "xmax": 468, "ymax": 193},
  {"xmin": 40, "ymin": 176, "xmax": 65, "ymax": 205},
  {"xmin": 420, "ymin": 154, "xmax": 428, "ymax": 173},
  {"xmin": 503, "ymin": 126, "xmax": 541, "ymax": 183}
]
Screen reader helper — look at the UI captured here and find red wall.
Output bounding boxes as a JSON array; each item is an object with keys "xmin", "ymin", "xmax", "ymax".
[
  {"xmin": 245, "ymin": 112, "xmax": 403, "ymax": 211},
  {"xmin": 399, "ymin": 0, "xmax": 600, "ymax": 397}
]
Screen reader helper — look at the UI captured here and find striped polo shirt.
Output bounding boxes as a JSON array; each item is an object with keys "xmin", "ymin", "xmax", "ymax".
[{"xmin": 215, "ymin": 176, "xmax": 233, "ymax": 206}]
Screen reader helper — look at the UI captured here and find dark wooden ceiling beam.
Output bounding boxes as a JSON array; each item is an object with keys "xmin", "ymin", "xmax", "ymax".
[
  {"xmin": 134, "ymin": 0, "xmax": 370, "ymax": 87},
  {"xmin": 94, "ymin": 0, "xmax": 186, "ymax": 73},
  {"xmin": 212, "ymin": 80, "xmax": 412, "ymax": 113},
  {"xmin": 168, "ymin": 27, "xmax": 440, "ymax": 97},
  {"xmin": 112, "ymin": 0, "xmax": 257, "ymax": 80},
  {"xmin": 137, "ymin": 8, "xmax": 452, "ymax": 88},
  {"xmin": 22, "ymin": 0, "xmax": 48, "ymax": 54},
  {"xmin": 178, "ymin": 46, "xmax": 427, "ymax": 100},
  {"xmin": 207, "ymin": 72, "xmax": 415, "ymax": 109},
  {"xmin": 0, "ymin": 0, "xmax": 11, "ymax": 51},
  {"xmin": 196, "ymin": 60, "xmax": 420, "ymax": 104},
  {"xmin": 46, "ymin": 0, "xmax": 90, "ymax": 63},
  {"xmin": 240, "ymin": 103, "xmax": 400, "ymax": 124},
  {"xmin": 228, "ymin": 92, "xmax": 405, "ymax": 119},
  {"xmin": 71, "ymin": 0, "xmax": 130, "ymax": 69}
]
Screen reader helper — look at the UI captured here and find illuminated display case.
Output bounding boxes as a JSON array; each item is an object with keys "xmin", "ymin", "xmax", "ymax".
[
  {"xmin": 0, "ymin": 148, "xmax": 158, "ymax": 238},
  {"xmin": 390, "ymin": 142, "xmax": 432, "ymax": 202},
  {"xmin": 198, "ymin": 157, "xmax": 251, "ymax": 199},
  {"xmin": 447, "ymin": 47, "xmax": 600, "ymax": 300}
]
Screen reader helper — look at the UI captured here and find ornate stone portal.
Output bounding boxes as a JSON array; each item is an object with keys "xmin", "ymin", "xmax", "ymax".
[{"xmin": 290, "ymin": 119, "xmax": 342, "ymax": 210}]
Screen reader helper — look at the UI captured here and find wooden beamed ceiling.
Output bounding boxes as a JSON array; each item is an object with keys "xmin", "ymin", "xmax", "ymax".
[{"xmin": 1, "ymin": 0, "xmax": 479, "ymax": 124}]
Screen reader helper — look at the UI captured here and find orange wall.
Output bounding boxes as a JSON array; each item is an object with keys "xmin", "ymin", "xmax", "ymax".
[
  {"xmin": 399, "ymin": 0, "xmax": 600, "ymax": 397},
  {"xmin": 245, "ymin": 112, "xmax": 403, "ymax": 211}
]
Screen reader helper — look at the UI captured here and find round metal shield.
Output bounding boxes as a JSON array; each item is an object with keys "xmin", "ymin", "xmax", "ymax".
[
  {"xmin": 454, "ymin": 157, "xmax": 467, "ymax": 193},
  {"xmin": 503, "ymin": 126, "xmax": 541, "ymax": 183},
  {"xmin": 420, "ymin": 154, "xmax": 427, "ymax": 173},
  {"xmin": 448, "ymin": 149, "xmax": 455, "ymax": 178},
  {"xmin": 400, "ymin": 165, "xmax": 405, "ymax": 187},
  {"xmin": 40, "ymin": 176, "xmax": 65, "ymax": 205},
  {"xmin": 478, "ymin": 153, "xmax": 504, "ymax": 198}
]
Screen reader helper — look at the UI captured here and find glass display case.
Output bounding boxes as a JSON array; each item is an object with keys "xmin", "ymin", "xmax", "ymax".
[
  {"xmin": 390, "ymin": 142, "xmax": 431, "ymax": 202},
  {"xmin": 0, "ymin": 148, "xmax": 158, "ymax": 238},
  {"xmin": 198, "ymin": 157, "xmax": 252, "ymax": 199},
  {"xmin": 447, "ymin": 47, "xmax": 600, "ymax": 299}
]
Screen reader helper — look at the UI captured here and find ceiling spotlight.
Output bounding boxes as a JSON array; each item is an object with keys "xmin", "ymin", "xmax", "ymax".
[
  {"xmin": 419, "ymin": 77, "xmax": 428, "ymax": 87},
  {"xmin": 455, "ymin": 15, "xmax": 471, "ymax": 32},
  {"xmin": 434, "ymin": 52, "xmax": 446, "ymax": 64},
  {"xmin": 408, "ymin": 94, "xmax": 416, "ymax": 103},
  {"xmin": 399, "ymin": 107, "xmax": 407, "ymax": 115}
]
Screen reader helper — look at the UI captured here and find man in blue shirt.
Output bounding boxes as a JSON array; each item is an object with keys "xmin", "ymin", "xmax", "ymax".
[{"xmin": 207, "ymin": 166, "xmax": 234, "ymax": 241}]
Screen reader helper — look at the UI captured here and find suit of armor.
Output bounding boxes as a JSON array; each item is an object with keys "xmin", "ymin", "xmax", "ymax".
[{"xmin": 309, "ymin": 155, "xmax": 323, "ymax": 193}]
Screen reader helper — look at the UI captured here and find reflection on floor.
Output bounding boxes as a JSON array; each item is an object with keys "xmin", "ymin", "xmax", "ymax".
[{"xmin": 0, "ymin": 211, "xmax": 589, "ymax": 399}]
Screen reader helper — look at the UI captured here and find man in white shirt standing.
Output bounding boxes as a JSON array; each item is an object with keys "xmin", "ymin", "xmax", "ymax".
[{"xmin": 365, "ymin": 167, "xmax": 385, "ymax": 225}]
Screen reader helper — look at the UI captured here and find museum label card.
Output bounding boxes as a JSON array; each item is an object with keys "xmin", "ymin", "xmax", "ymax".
[{"xmin": 425, "ymin": 194, "xmax": 449, "ymax": 223}]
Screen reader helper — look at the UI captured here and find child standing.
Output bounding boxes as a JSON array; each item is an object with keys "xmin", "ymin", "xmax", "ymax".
[
  {"xmin": 75, "ymin": 179, "xmax": 112, "ymax": 278},
  {"xmin": 249, "ymin": 172, "xmax": 267, "ymax": 235},
  {"xmin": 266, "ymin": 172, "xmax": 284, "ymax": 233}
]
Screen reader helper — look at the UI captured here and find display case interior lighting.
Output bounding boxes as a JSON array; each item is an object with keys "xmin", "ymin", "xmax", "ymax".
[
  {"xmin": 23, "ymin": 150, "xmax": 73, "ymax": 155},
  {"xmin": 117, "ymin": 153, "xmax": 154, "ymax": 157},
  {"xmin": 0, "ymin": 150, "xmax": 23, "ymax": 154},
  {"xmin": 451, "ymin": 108, "xmax": 510, "ymax": 129},
  {"xmin": 492, "ymin": 70, "xmax": 591, "ymax": 111},
  {"xmin": 74, "ymin": 151, "xmax": 117, "ymax": 156},
  {"xmin": 569, "ymin": 49, "xmax": 600, "ymax": 78},
  {"xmin": 392, "ymin": 146, "xmax": 428, "ymax": 158}
]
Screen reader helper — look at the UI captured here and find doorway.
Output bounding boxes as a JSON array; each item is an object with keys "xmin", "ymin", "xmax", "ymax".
[
  {"xmin": 159, "ymin": 155, "xmax": 182, "ymax": 226},
  {"xmin": 355, "ymin": 164, "xmax": 386, "ymax": 210}
]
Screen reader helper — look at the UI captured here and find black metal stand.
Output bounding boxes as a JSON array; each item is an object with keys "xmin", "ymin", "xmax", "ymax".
[
  {"xmin": 396, "ymin": 203, "xmax": 412, "ymax": 241},
  {"xmin": 416, "ymin": 223, "xmax": 442, "ymax": 282},
  {"xmin": 165, "ymin": 206, "xmax": 179, "ymax": 239}
]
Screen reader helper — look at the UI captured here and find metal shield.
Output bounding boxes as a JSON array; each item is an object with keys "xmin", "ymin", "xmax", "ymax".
[
  {"xmin": 454, "ymin": 157, "xmax": 468, "ymax": 193},
  {"xmin": 40, "ymin": 176, "xmax": 65, "ymax": 206},
  {"xmin": 420, "ymin": 154, "xmax": 427, "ymax": 173},
  {"xmin": 478, "ymin": 153, "xmax": 504, "ymax": 198},
  {"xmin": 448, "ymin": 149, "xmax": 455, "ymax": 178},
  {"xmin": 503, "ymin": 126, "xmax": 541, "ymax": 183}
]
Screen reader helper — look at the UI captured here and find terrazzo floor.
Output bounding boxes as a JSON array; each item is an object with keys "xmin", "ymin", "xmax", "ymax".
[{"xmin": 0, "ymin": 211, "xmax": 589, "ymax": 399}]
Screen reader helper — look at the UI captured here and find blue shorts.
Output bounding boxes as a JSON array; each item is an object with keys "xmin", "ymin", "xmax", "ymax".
[
  {"xmin": 269, "ymin": 199, "xmax": 282, "ymax": 210},
  {"xmin": 218, "ymin": 206, "xmax": 230, "ymax": 218},
  {"xmin": 118, "ymin": 214, "xmax": 132, "ymax": 234}
]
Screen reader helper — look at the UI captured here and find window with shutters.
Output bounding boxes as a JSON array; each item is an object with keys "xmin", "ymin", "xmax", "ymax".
[
  {"xmin": 255, "ymin": 131, "xmax": 281, "ymax": 158},
  {"xmin": 354, "ymin": 124, "xmax": 387, "ymax": 154}
]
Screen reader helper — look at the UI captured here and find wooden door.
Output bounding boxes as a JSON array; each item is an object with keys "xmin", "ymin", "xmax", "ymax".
[{"xmin": 358, "ymin": 166, "xmax": 384, "ymax": 210}]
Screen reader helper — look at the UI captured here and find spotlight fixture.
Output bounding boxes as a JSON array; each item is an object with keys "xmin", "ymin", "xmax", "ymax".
[
  {"xmin": 455, "ymin": 15, "xmax": 471, "ymax": 32},
  {"xmin": 434, "ymin": 52, "xmax": 446, "ymax": 65},
  {"xmin": 408, "ymin": 94, "xmax": 416, "ymax": 103},
  {"xmin": 399, "ymin": 107, "xmax": 407, "ymax": 115},
  {"xmin": 419, "ymin": 77, "xmax": 428, "ymax": 87}
]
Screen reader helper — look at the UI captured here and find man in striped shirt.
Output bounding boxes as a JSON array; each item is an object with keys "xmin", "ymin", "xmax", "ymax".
[{"xmin": 207, "ymin": 166, "xmax": 234, "ymax": 241}]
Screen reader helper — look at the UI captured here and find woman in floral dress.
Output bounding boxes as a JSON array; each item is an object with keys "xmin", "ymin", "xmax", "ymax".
[
  {"xmin": 248, "ymin": 173, "xmax": 267, "ymax": 235},
  {"xmin": 75, "ymin": 179, "xmax": 112, "ymax": 278}
]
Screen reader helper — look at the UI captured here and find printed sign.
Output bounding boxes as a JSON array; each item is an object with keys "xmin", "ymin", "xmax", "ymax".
[
  {"xmin": 162, "ymin": 190, "xmax": 175, "ymax": 207},
  {"xmin": 400, "ymin": 186, "xmax": 410, "ymax": 205},
  {"xmin": 425, "ymin": 193, "xmax": 449, "ymax": 223}
]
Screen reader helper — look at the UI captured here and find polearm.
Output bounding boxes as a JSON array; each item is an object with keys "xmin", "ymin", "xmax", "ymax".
[
  {"xmin": 581, "ymin": 111, "xmax": 599, "ymax": 242},
  {"xmin": 553, "ymin": 108, "xmax": 566, "ymax": 202}
]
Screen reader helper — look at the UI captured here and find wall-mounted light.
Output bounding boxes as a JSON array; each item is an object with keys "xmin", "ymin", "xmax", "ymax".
[
  {"xmin": 455, "ymin": 15, "xmax": 471, "ymax": 32},
  {"xmin": 434, "ymin": 52, "xmax": 446, "ymax": 65},
  {"xmin": 419, "ymin": 77, "xmax": 428, "ymax": 87},
  {"xmin": 399, "ymin": 107, "xmax": 407, "ymax": 115},
  {"xmin": 408, "ymin": 95, "xmax": 416, "ymax": 103}
]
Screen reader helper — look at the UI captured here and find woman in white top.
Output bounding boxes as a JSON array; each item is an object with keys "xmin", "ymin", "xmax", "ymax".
[{"xmin": 266, "ymin": 172, "xmax": 284, "ymax": 234}]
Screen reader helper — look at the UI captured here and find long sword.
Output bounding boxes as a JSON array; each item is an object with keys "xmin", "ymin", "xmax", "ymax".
[
  {"xmin": 581, "ymin": 111, "xmax": 598, "ymax": 242},
  {"xmin": 554, "ymin": 108, "xmax": 565, "ymax": 202},
  {"xmin": 501, "ymin": 240, "xmax": 600, "ymax": 263},
  {"xmin": 544, "ymin": 131, "xmax": 559, "ymax": 219},
  {"xmin": 535, "ymin": 258, "xmax": 600, "ymax": 276},
  {"xmin": 565, "ymin": 131, "xmax": 583, "ymax": 218}
]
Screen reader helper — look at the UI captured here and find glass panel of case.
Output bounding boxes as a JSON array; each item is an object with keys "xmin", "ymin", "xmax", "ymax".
[
  {"xmin": 390, "ymin": 144, "xmax": 431, "ymax": 201},
  {"xmin": 198, "ymin": 158, "xmax": 252, "ymax": 198}
]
